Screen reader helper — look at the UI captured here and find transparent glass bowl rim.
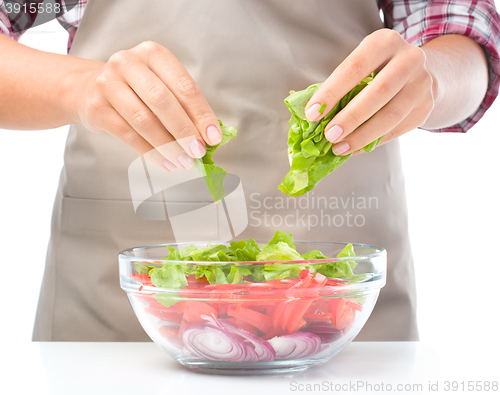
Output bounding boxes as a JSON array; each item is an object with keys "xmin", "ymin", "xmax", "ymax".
[
  {"xmin": 118, "ymin": 240, "xmax": 386, "ymax": 266},
  {"xmin": 120, "ymin": 241, "xmax": 386, "ymax": 297}
]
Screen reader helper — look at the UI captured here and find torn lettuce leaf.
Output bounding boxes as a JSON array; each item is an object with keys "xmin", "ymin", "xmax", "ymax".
[
  {"xmin": 148, "ymin": 230, "xmax": 360, "ymax": 288},
  {"xmin": 193, "ymin": 120, "xmax": 237, "ymax": 203},
  {"xmin": 279, "ymin": 73, "xmax": 382, "ymax": 197}
]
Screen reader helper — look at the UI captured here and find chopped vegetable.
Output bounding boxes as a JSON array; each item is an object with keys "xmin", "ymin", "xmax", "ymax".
[
  {"xmin": 143, "ymin": 231, "xmax": 358, "ymax": 290},
  {"xmin": 182, "ymin": 301, "xmax": 218, "ymax": 323},
  {"xmin": 318, "ymin": 102, "xmax": 326, "ymax": 114},
  {"xmin": 182, "ymin": 323, "xmax": 258, "ymax": 362},
  {"xmin": 193, "ymin": 120, "xmax": 237, "ymax": 203},
  {"xmin": 131, "ymin": 231, "xmax": 368, "ymax": 362},
  {"xmin": 268, "ymin": 332, "xmax": 322, "ymax": 360},
  {"xmin": 203, "ymin": 315, "xmax": 276, "ymax": 361},
  {"xmin": 278, "ymin": 73, "xmax": 382, "ymax": 197}
]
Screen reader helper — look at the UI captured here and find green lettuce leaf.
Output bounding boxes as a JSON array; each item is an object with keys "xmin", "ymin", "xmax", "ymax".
[
  {"xmin": 134, "ymin": 262, "xmax": 156, "ymax": 274},
  {"xmin": 149, "ymin": 231, "xmax": 361, "ymax": 289},
  {"xmin": 149, "ymin": 264, "xmax": 188, "ymax": 289},
  {"xmin": 255, "ymin": 230, "xmax": 302, "ymax": 261},
  {"xmin": 256, "ymin": 242, "xmax": 303, "ymax": 261},
  {"xmin": 279, "ymin": 73, "xmax": 383, "ymax": 197},
  {"xmin": 155, "ymin": 293, "xmax": 180, "ymax": 308},
  {"xmin": 193, "ymin": 120, "xmax": 237, "ymax": 203},
  {"xmin": 261, "ymin": 264, "xmax": 303, "ymax": 281},
  {"xmin": 265, "ymin": 230, "xmax": 296, "ymax": 249},
  {"xmin": 300, "ymin": 250, "xmax": 330, "ymax": 260},
  {"xmin": 314, "ymin": 243, "xmax": 357, "ymax": 278}
]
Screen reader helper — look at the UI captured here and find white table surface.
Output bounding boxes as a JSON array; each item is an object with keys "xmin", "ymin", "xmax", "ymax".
[{"xmin": 6, "ymin": 341, "xmax": 499, "ymax": 395}]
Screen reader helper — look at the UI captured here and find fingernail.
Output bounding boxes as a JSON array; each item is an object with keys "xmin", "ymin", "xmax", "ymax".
[
  {"xmin": 163, "ymin": 159, "xmax": 177, "ymax": 172},
  {"xmin": 207, "ymin": 125, "xmax": 222, "ymax": 145},
  {"xmin": 305, "ymin": 103, "xmax": 322, "ymax": 122},
  {"xmin": 333, "ymin": 141, "xmax": 350, "ymax": 155},
  {"xmin": 189, "ymin": 139, "xmax": 206, "ymax": 158},
  {"xmin": 177, "ymin": 153, "xmax": 194, "ymax": 169},
  {"xmin": 325, "ymin": 125, "xmax": 343, "ymax": 143}
]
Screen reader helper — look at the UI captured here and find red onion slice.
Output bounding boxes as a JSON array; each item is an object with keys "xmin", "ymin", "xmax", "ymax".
[
  {"xmin": 218, "ymin": 319, "xmax": 276, "ymax": 362},
  {"xmin": 268, "ymin": 332, "xmax": 322, "ymax": 360},
  {"xmin": 182, "ymin": 323, "xmax": 258, "ymax": 362},
  {"xmin": 201, "ymin": 314, "xmax": 275, "ymax": 362}
]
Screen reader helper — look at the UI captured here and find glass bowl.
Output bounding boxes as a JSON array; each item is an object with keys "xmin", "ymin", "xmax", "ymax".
[{"xmin": 119, "ymin": 241, "xmax": 386, "ymax": 375}]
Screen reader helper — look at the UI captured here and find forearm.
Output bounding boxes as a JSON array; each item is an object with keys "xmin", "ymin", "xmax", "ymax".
[
  {"xmin": 0, "ymin": 34, "xmax": 102, "ymax": 130},
  {"xmin": 420, "ymin": 34, "xmax": 489, "ymax": 130}
]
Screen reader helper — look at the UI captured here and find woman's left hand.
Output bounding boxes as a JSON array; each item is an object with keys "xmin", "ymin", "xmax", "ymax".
[{"xmin": 304, "ymin": 28, "xmax": 435, "ymax": 156}]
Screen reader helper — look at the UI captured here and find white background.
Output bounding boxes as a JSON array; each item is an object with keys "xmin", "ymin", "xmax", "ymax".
[{"xmin": 1, "ymin": 12, "xmax": 499, "ymax": 386}]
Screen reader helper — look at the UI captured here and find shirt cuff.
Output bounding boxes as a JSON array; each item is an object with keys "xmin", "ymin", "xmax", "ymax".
[{"xmin": 394, "ymin": 2, "xmax": 500, "ymax": 133}]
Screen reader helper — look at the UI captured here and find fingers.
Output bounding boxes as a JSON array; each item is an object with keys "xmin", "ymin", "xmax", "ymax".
[
  {"xmin": 99, "ymin": 65, "xmax": 195, "ymax": 169},
  {"xmin": 323, "ymin": 47, "xmax": 425, "ymax": 144},
  {"xmin": 305, "ymin": 29, "xmax": 405, "ymax": 122},
  {"xmin": 130, "ymin": 42, "xmax": 223, "ymax": 147},
  {"xmin": 86, "ymin": 41, "xmax": 225, "ymax": 173},
  {"xmin": 332, "ymin": 75, "xmax": 433, "ymax": 155},
  {"xmin": 303, "ymin": 28, "xmax": 434, "ymax": 156},
  {"xmin": 106, "ymin": 48, "xmax": 207, "ymax": 161},
  {"xmin": 92, "ymin": 105, "xmax": 179, "ymax": 173},
  {"xmin": 331, "ymin": 85, "xmax": 416, "ymax": 155}
]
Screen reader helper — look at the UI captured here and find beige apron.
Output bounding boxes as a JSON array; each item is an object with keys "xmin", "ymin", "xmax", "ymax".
[{"xmin": 33, "ymin": 0, "xmax": 418, "ymax": 341}]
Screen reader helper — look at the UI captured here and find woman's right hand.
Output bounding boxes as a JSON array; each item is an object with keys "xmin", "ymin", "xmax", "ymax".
[{"xmin": 72, "ymin": 41, "xmax": 222, "ymax": 172}]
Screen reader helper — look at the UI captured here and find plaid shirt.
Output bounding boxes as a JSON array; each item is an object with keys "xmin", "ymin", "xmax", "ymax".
[{"xmin": 1, "ymin": 0, "xmax": 499, "ymax": 133}]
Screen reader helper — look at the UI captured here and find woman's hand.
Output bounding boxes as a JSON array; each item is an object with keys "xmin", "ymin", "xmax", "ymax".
[
  {"xmin": 304, "ymin": 29, "xmax": 435, "ymax": 156},
  {"xmin": 73, "ymin": 41, "xmax": 222, "ymax": 171}
]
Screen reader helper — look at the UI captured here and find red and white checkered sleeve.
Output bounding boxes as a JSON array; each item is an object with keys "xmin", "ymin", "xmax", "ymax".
[
  {"xmin": 56, "ymin": 0, "xmax": 87, "ymax": 52},
  {"xmin": 379, "ymin": 0, "xmax": 500, "ymax": 133},
  {"xmin": 0, "ymin": 0, "xmax": 41, "ymax": 40},
  {"xmin": 1, "ymin": 1, "xmax": 86, "ymax": 52}
]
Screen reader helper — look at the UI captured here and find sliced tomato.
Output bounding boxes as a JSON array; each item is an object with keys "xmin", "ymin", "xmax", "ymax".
[
  {"xmin": 210, "ymin": 302, "xmax": 230, "ymax": 316},
  {"xmin": 159, "ymin": 326, "xmax": 178, "ymax": 339},
  {"xmin": 261, "ymin": 326, "xmax": 283, "ymax": 340},
  {"xmin": 328, "ymin": 297, "xmax": 340, "ymax": 314},
  {"xmin": 304, "ymin": 312, "xmax": 333, "ymax": 319},
  {"xmin": 326, "ymin": 278, "xmax": 346, "ymax": 286},
  {"xmin": 299, "ymin": 269, "xmax": 312, "ymax": 279},
  {"xmin": 131, "ymin": 273, "xmax": 153, "ymax": 285},
  {"xmin": 331, "ymin": 298, "xmax": 356, "ymax": 332},
  {"xmin": 288, "ymin": 317, "xmax": 307, "ymax": 333},
  {"xmin": 187, "ymin": 274, "xmax": 209, "ymax": 288},
  {"xmin": 227, "ymin": 305, "xmax": 273, "ymax": 333},
  {"xmin": 302, "ymin": 300, "xmax": 331, "ymax": 321},
  {"xmin": 272, "ymin": 301, "xmax": 289, "ymax": 331},
  {"xmin": 263, "ymin": 302, "xmax": 279, "ymax": 317},
  {"xmin": 182, "ymin": 301, "xmax": 218, "ymax": 323},
  {"xmin": 285, "ymin": 299, "xmax": 314, "ymax": 333},
  {"xmin": 225, "ymin": 317, "xmax": 259, "ymax": 335},
  {"xmin": 285, "ymin": 272, "xmax": 314, "ymax": 297},
  {"xmin": 308, "ymin": 299, "xmax": 329, "ymax": 314},
  {"xmin": 310, "ymin": 272, "xmax": 328, "ymax": 288},
  {"xmin": 345, "ymin": 298, "xmax": 363, "ymax": 312}
]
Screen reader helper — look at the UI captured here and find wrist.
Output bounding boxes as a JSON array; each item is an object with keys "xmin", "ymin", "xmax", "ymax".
[
  {"xmin": 419, "ymin": 34, "xmax": 488, "ymax": 129},
  {"xmin": 61, "ymin": 56, "xmax": 103, "ymax": 125},
  {"xmin": 419, "ymin": 45, "xmax": 442, "ymax": 129}
]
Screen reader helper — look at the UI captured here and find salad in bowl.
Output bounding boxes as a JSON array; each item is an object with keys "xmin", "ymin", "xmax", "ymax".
[{"xmin": 119, "ymin": 231, "xmax": 386, "ymax": 374}]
